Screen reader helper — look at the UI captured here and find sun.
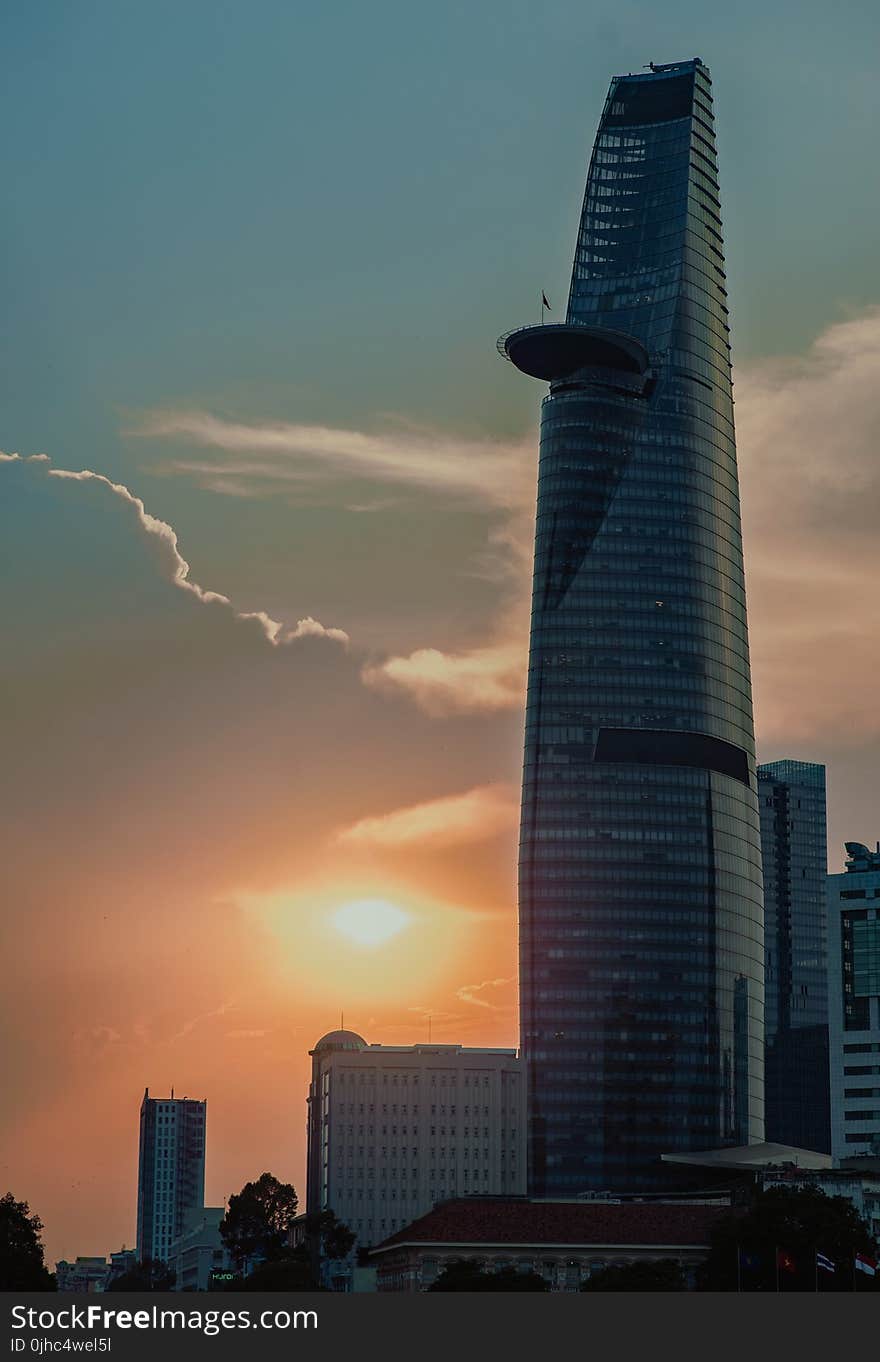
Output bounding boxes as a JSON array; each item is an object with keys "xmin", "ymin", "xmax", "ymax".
[{"xmin": 332, "ymin": 898, "xmax": 410, "ymax": 947}]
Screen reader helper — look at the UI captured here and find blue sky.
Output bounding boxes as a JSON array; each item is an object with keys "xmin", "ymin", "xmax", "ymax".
[{"xmin": 4, "ymin": 0, "xmax": 879, "ymax": 463}]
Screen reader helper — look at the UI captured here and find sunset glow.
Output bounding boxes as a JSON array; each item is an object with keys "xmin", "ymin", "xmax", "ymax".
[{"xmin": 332, "ymin": 898, "xmax": 409, "ymax": 947}]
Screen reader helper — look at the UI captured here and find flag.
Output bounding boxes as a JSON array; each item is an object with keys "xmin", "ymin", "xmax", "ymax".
[
  {"xmin": 776, "ymin": 1249, "xmax": 796, "ymax": 1274},
  {"xmin": 738, "ymin": 1248, "xmax": 761, "ymax": 1272},
  {"xmin": 855, "ymin": 1253, "xmax": 877, "ymax": 1276},
  {"xmin": 816, "ymin": 1252, "xmax": 835, "ymax": 1274},
  {"xmin": 542, "ymin": 292, "xmax": 551, "ymax": 311}
]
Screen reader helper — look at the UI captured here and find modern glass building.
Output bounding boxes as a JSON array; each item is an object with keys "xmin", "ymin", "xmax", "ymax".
[
  {"xmin": 499, "ymin": 59, "xmax": 765, "ymax": 1193},
  {"xmin": 758, "ymin": 760, "xmax": 830, "ymax": 1152}
]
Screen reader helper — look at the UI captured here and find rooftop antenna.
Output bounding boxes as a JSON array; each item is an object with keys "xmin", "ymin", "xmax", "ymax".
[
  {"xmin": 428, "ymin": 1014, "xmax": 432, "ymax": 1044},
  {"xmin": 340, "ymin": 1010, "xmax": 344, "ymax": 1031}
]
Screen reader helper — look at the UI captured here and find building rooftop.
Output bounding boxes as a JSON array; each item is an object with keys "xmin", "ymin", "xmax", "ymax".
[
  {"xmin": 311, "ymin": 1029, "xmax": 368, "ymax": 1053},
  {"xmin": 843, "ymin": 842, "xmax": 880, "ymax": 873},
  {"xmin": 661, "ymin": 1142, "xmax": 833, "ymax": 1171},
  {"xmin": 370, "ymin": 1198, "xmax": 736, "ymax": 1254}
]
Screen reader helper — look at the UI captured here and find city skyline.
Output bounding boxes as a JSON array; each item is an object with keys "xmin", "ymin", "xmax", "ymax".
[{"xmin": 3, "ymin": 1, "xmax": 880, "ymax": 1266}]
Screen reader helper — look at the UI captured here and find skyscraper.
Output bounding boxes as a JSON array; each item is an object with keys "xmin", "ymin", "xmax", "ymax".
[
  {"xmin": 828, "ymin": 842, "xmax": 880, "ymax": 1163},
  {"xmin": 136, "ymin": 1090, "xmax": 206, "ymax": 1263},
  {"xmin": 500, "ymin": 59, "xmax": 764, "ymax": 1193},
  {"xmin": 758, "ymin": 759, "xmax": 830, "ymax": 1152}
]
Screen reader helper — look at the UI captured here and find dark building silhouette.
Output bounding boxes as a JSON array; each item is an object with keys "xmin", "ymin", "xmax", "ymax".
[
  {"xmin": 500, "ymin": 58, "xmax": 764, "ymax": 1193},
  {"xmin": 758, "ymin": 760, "xmax": 830, "ymax": 1152},
  {"xmin": 136, "ymin": 1089, "xmax": 206, "ymax": 1263}
]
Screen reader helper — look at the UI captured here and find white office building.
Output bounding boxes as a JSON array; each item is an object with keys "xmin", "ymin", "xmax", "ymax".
[
  {"xmin": 306, "ymin": 1031, "xmax": 526, "ymax": 1249},
  {"xmin": 136, "ymin": 1089, "xmax": 207, "ymax": 1263},
  {"xmin": 828, "ymin": 843, "xmax": 880, "ymax": 1163}
]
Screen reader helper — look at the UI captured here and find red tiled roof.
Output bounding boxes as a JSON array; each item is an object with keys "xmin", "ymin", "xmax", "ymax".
[{"xmin": 372, "ymin": 1199, "xmax": 736, "ymax": 1253}]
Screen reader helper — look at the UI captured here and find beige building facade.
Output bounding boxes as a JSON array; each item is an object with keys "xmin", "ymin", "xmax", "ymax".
[{"xmin": 306, "ymin": 1030, "xmax": 525, "ymax": 1248}]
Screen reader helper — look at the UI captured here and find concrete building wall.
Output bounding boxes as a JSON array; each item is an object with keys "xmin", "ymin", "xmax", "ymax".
[
  {"xmin": 827, "ymin": 847, "xmax": 880, "ymax": 1164},
  {"xmin": 306, "ymin": 1032, "xmax": 526, "ymax": 1249}
]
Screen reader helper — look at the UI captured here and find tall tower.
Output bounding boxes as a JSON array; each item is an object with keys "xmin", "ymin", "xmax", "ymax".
[
  {"xmin": 758, "ymin": 760, "xmax": 830, "ymax": 1152},
  {"xmin": 136, "ymin": 1090, "xmax": 207, "ymax": 1262},
  {"xmin": 500, "ymin": 59, "xmax": 764, "ymax": 1193}
]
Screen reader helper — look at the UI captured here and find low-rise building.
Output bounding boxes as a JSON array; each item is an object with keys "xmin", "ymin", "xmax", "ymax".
[
  {"xmin": 760, "ymin": 1161, "xmax": 880, "ymax": 1243},
  {"xmin": 306, "ymin": 1030, "xmax": 526, "ymax": 1249},
  {"xmin": 368, "ymin": 1198, "xmax": 735, "ymax": 1292},
  {"xmin": 168, "ymin": 1207, "xmax": 232, "ymax": 1292},
  {"xmin": 54, "ymin": 1257, "xmax": 111, "ymax": 1292}
]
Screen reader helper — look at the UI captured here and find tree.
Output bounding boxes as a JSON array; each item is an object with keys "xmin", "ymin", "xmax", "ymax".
[
  {"xmin": 580, "ymin": 1259, "xmax": 687, "ymax": 1292},
  {"xmin": 428, "ymin": 1259, "xmax": 549, "ymax": 1292},
  {"xmin": 0, "ymin": 1194, "xmax": 56, "ymax": 1290},
  {"xmin": 238, "ymin": 1249, "xmax": 320, "ymax": 1292},
  {"xmin": 699, "ymin": 1186, "xmax": 878, "ymax": 1292},
  {"xmin": 106, "ymin": 1258, "xmax": 176, "ymax": 1291},
  {"xmin": 219, "ymin": 1173, "xmax": 299, "ymax": 1273},
  {"xmin": 305, "ymin": 1210, "xmax": 355, "ymax": 1263}
]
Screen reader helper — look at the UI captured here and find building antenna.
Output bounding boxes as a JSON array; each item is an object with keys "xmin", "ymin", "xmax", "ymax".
[
  {"xmin": 340, "ymin": 1010, "xmax": 344, "ymax": 1031},
  {"xmin": 428, "ymin": 1014, "xmax": 432, "ymax": 1044}
]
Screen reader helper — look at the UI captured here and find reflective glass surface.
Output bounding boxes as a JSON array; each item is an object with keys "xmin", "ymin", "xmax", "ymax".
[
  {"xmin": 518, "ymin": 61, "xmax": 765, "ymax": 1193},
  {"xmin": 758, "ymin": 760, "xmax": 830, "ymax": 1152}
]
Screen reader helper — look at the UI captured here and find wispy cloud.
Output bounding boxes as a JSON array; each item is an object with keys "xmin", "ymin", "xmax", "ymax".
[
  {"xmin": 128, "ymin": 411, "xmax": 533, "ymax": 512},
  {"xmin": 337, "ymin": 783, "xmax": 518, "ymax": 850},
  {"xmin": 0, "ymin": 453, "xmax": 348, "ymax": 649},
  {"xmin": 126, "ymin": 413, "xmax": 536, "ymax": 716},
  {"xmin": 455, "ymin": 977, "xmax": 515, "ymax": 1010},
  {"xmin": 172, "ymin": 1002, "xmax": 235, "ymax": 1041},
  {"xmin": 736, "ymin": 307, "xmax": 880, "ymax": 742},
  {"xmin": 125, "ymin": 310, "xmax": 880, "ymax": 736}
]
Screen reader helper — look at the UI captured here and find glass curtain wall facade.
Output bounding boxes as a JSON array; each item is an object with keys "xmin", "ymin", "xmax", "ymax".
[
  {"xmin": 504, "ymin": 59, "xmax": 764, "ymax": 1194},
  {"xmin": 758, "ymin": 760, "xmax": 830, "ymax": 1152}
]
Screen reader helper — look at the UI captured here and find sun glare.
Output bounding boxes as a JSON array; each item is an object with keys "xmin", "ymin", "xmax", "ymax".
[{"xmin": 332, "ymin": 898, "xmax": 410, "ymax": 947}]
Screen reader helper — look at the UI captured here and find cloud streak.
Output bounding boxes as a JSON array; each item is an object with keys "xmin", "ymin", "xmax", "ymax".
[
  {"xmin": 337, "ymin": 783, "xmax": 519, "ymax": 850},
  {"xmin": 125, "ymin": 307, "xmax": 880, "ymax": 735},
  {"xmin": 0, "ymin": 453, "xmax": 348, "ymax": 649},
  {"xmin": 456, "ymin": 977, "xmax": 515, "ymax": 1010},
  {"xmin": 736, "ymin": 307, "xmax": 880, "ymax": 742},
  {"xmin": 129, "ymin": 411, "xmax": 533, "ymax": 512}
]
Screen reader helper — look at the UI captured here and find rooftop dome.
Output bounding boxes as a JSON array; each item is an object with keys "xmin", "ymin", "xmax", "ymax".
[{"xmin": 312, "ymin": 1029, "xmax": 367, "ymax": 1053}]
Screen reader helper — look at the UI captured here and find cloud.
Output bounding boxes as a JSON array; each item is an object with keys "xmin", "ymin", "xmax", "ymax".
[
  {"xmin": 172, "ymin": 1002, "xmax": 235, "ymax": 1041},
  {"xmin": 0, "ymin": 454, "xmax": 347, "ymax": 649},
  {"xmin": 238, "ymin": 611, "xmax": 349, "ymax": 646},
  {"xmin": 127, "ymin": 415, "xmax": 536, "ymax": 716},
  {"xmin": 126, "ymin": 310, "xmax": 880, "ymax": 739},
  {"xmin": 736, "ymin": 307, "xmax": 880, "ymax": 742},
  {"xmin": 455, "ymin": 978, "xmax": 515, "ymax": 1010},
  {"xmin": 128, "ymin": 411, "xmax": 533, "ymax": 512},
  {"xmin": 361, "ymin": 640, "xmax": 526, "ymax": 716},
  {"xmin": 337, "ymin": 783, "xmax": 518, "ymax": 850}
]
